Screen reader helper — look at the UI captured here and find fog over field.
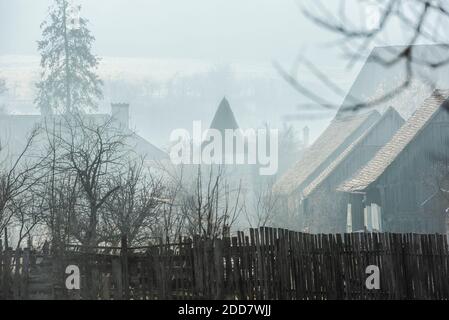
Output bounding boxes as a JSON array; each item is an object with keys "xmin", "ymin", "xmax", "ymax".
[
  {"xmin": 2, "ymin": 0, "xmax": 449, "ymax": 302},
  {"xmin": 0, "ymin": 0, "xmax": 373, "ymax": 149}
]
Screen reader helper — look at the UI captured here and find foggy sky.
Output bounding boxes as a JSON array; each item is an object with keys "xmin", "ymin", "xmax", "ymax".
[
  {"xmin": 0, "ymin": 0, "xmax": 438, "ymax": 147},
  {"xmin": 0, "ymin": 0, "xmax": 338, "ymax": 62}
]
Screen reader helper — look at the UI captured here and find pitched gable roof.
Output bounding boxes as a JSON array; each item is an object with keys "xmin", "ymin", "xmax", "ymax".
[
  {"xmin": 338, "ymin": 90, "xmax": 449, "ymax": 193},
  {"xmin": 273, "ymin": 111, "xmax": 380, "ymax": 195},
  {"xmin": 273, "ymin": 45, "xmax": 449, "ymax": 196},
  {"xmin": 0, "ymin": 113, "xmax": 167, "ymax": 161},
  {"xmin": 302, "ymin": 107, "xmax": 403, "ymax": 198},
  {"xmin": 337, "ymin": 44, "xmax": 449, "ymax": 119},
  {"xmin": 123, "ymin": 128, "xmax": 168, "ymax": 160},
  {"xmin": 209, "ymin": 97, "xmax": 239, "ymax": 132}
]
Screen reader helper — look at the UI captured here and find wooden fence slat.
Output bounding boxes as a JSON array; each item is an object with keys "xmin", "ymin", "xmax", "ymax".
[{"xmin": 4, "ymin": 231, "xmax": 449, "ymax": 300}]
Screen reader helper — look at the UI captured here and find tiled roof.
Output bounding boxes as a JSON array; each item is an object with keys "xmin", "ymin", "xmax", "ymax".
[
  {"xmin": 273, "ymin": 111, "xmax": 380, "ymax": 195},
  {"xmin": 302, "ymin": 107, "xmax": 402, "ymax": 198}
]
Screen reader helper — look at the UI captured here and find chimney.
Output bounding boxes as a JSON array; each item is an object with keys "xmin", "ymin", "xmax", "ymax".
[
  {"xmin": 303, "ymin": 126, "xmax": 310, "ymax": 147},
  {"xmin": 111, "ymin": 103, "xmax": 129, "ymax": 129}
]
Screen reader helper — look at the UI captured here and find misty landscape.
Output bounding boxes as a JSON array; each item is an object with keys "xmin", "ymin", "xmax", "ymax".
[{"xmin": 1, "ymin": 0, "xmax": 449, "ymax": 302}]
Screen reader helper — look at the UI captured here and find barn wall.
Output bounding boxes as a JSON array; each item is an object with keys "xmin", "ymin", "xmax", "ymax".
[
  {"xmin": 306, "ymin": 185, "xmax": 349, "ymax": 233},
  {"xmin": 304, "ymin": 110, "xmax": 404, "ymax": 233},
  {"xmin": 374, "ymin": 108, "xmax": 449, "ymax": 233},
  {"xmin": 298, "ymin": 114, "xmax": 380, "ymax": 193}
]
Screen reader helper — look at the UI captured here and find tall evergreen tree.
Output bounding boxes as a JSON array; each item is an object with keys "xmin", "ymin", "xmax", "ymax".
[{"xmin": 36, "ymin": 0, "xmax": 103, "ymax": 114}]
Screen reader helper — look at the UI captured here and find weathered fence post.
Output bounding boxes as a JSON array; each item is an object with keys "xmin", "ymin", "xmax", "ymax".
[
  {"xmin": 0, "ymin": 239, "xmax": 3, "ymax": 298},
  {"xmin": 81, "ymin": 244, "xmax": 89, "ymax": 300},
  {"xmin": 192, "ymin": 235, "xmax": 204, "ymax": 298},
  {"xmin": 159, "ymin": 237, "xmax": 168, "ymax": 299},
  {"xmin": 214, "ymin": 239, "xmax": 224, "ymax": 299},
  {"xmin": 13, "ymin": 248, "xmax": 21, "ymax": 299},
  {"xmin": 111, "ymin": 257, "xmax": 122, "ymax": 300},
  {"xmin": 3, "ymin": 247, "xmax": 12, "ymax": 299},
  {"xmin": 121, "ymin": 235, "xmax": 130, "ymax": 300},
  {"xmin": 401, "ymin": 236, "xmax": 411, "ymax": 299},
  {"xmin": 6, "ymin": 231, "xmax": 448, "ymax": 300},
  {"xmin": 223, "ymin": 234, "xmax": 232, "ymax": 298},
  {"xmin": 22, "ymin": 248, "xmax": 30, "ymax": 300},
  {"xmin": 101, "ymin": 273, "xmax": 111, "ymax": 300}
]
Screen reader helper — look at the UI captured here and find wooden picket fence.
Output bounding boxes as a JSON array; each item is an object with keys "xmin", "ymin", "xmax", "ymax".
[
  {"xmin": 2, "ymin": 228, "xmax": 449, "ymax": 299},
  {"xmin": 0, "ymin": 240, "xmax": 34, "ymax": 300}
]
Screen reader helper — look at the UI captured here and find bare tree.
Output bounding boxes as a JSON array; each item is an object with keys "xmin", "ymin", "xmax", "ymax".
[
  {"xmin": 151, "ymin": 165, "xmax": 187, "ymax": 244},
  {"xmin": 153, "ymin": 162, "xmax": 245, "ymax": 241},
  {"xmin": 277, "ymin": 0, "xmax": 449, "ymax": 116},
  {"xmin": 39, "ymin": 168, "xmax": 80, "ymax": 249},
  {"xmin": 0, "ymin": 127, "xmax": 44, "ymax": 240},
  {"xmin": 103, "ymin": 157, "xmax": 164, "ymax": 246},
  {"xmin": 9, "ymin": 192, "xmax": 46, "ymax": 249},
  {"xmin": 42, "ymin": 114, "xmax": 130, "ymax": 247},
  {"xmin": 180, "ymin": 166, "xmax": 243, "ymax": 240},
  {"xmin": 244, "ymin": 182, "xmax": 280, "ymax": 228}
]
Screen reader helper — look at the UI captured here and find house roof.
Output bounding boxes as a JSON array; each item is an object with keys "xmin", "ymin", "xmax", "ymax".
[
  {"xmin": 337, "ymin": 44, "xmax": 449, "ymax": 119},
  {"xmin": 338, "ymin": 89, "xmax": 449, "ymax": 193},
  {"xmin": 302, "ymin": 107, "xmax": 403, "ymax": 198},
  {"xmin": 125, "ymin": 128, "xmax": 167, "ymax": 160},
  {"xmin": 273, "ymin": 44, "xmax": 449, "ymax": 196},
  {"xmin": 209, "ymin": 97, "xmax": 239, "ymax": 132},
  {"xmin": 273, "ymin": 111, "xmax": 380, "ymax": 195},
  {"xmin": 0, "ymin": 113, "xmax": 167, "ymax": 160}
]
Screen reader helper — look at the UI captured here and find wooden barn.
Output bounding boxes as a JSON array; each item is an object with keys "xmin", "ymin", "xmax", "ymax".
[
  {"xmin": 273, "ymin": 111, "xmax": 382, "ymax": 229},
  {"xmin": 273, "ymin": 45, "xmax": 449, "ymax": 233},
  {"xmin": 300, "ymin": 107, "xmax": 404, "ymax": 233},
  {"xmin": 339, "ymin": 90, "xmax": 449, "ymax": 234},
  {"xmin": 273, "ymin": 108, "xmax": 404, "ymax": 233}
]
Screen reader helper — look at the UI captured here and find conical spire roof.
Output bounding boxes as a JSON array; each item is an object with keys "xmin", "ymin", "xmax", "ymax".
[{"xmin": 209, "ymin": 97, "xmax": 239, "ymax": 133}]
